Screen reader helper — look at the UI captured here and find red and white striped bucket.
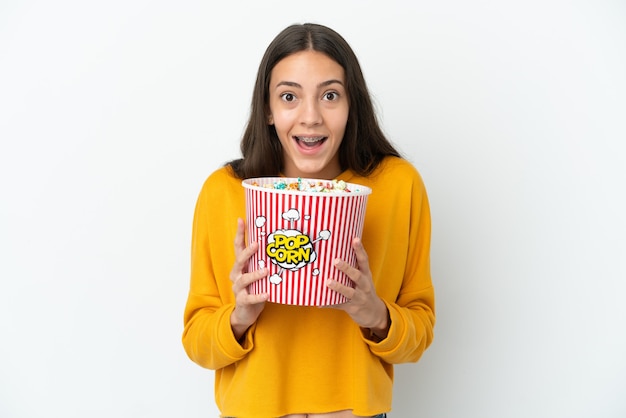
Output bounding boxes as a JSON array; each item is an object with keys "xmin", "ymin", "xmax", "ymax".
[{"xmin": 242, "ymin": 177, "xmax": 371, "ymax": 306}]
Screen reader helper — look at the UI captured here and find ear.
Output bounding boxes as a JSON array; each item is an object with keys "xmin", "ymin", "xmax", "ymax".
[{"xmin": 267, "ymin": 114, "xmax": 274, "ymax": 125}]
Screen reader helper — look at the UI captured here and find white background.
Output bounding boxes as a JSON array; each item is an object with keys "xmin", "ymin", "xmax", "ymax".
[{"xmin": 1, "ymin": 1, "xmax": 625, "ymax": 417}]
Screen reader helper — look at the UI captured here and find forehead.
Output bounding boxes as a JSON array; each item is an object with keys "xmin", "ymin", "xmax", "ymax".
[{"xmin": 270, "ymin": 50, "xmax": 345, "ymax": 85}]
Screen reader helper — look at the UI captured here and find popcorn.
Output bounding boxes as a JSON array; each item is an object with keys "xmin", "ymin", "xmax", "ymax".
[{"xmin": 255, "ymin": 178, "xmax": 357, "ymax": 193}]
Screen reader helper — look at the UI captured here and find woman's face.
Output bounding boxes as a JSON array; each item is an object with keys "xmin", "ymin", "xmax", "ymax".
[{"xmin": 268, "ymin": 50, "xmax": 349, "ymax": 179}]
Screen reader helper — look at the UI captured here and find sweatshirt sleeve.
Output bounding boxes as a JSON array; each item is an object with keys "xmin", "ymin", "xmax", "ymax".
[
  {"xmin": 181, "ymin": 169, "xmax": 254, "ymax": 370},
  {"xmin": 362, "ymin": 164, "xmax": 436, "ymax": 364}
]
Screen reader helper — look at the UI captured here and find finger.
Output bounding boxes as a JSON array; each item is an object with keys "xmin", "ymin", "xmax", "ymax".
[
  {"xmin": 332, "ymin": 258, "xmax": 362, "ymax": 284},
  {"xmin": 233, "ymin": 268, "xmax": 268, "ymax": 291},
  {"xmin": 240, "ymin": 292, "xmax": 270, "ymax": 305},
  {"xmin": 233, "ymin": 218, "xmax": 246, "ymax": 255},
  {"xmin": 352, "ymin": 237, "xmax": 372, "ymax": 276},
  {"xmin": 232, "ymin": 218, "xmax": 252, "ymax": 276},
  {"xmin": 231, "ymin": 240, "xmax": 260, "ymax": 281},
  {"xmin": 325, "ymin": 278, "xmax": 356, "ymax": 301},
  {"xmin": 234, "ymin": 218, "xmax": 261, "ymax": 262},
  {"xmin": 230, "ymin": 240, "xmax": 258, "ymax": 282}
]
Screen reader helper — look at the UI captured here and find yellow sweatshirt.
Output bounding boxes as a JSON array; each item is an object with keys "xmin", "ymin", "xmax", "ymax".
[{"xmin": 182, "ymin": 156, "xmax": 435, "ymax": 418}]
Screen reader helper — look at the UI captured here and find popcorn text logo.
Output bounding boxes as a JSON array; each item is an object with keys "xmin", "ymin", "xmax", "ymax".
[{"xmin": 266, "ymin": 232, "xmax": 313, "ymax": 267}]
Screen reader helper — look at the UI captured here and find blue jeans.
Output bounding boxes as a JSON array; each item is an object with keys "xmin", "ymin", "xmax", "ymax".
[{"xmin": 225, "ymin": 415, "xmax": 386, "ymax": 417}]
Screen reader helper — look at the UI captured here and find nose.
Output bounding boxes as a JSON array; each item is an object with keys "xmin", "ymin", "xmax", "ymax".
[{"xmin": 299, "ymin": 98, "xmax": 322, "ymax": 126}]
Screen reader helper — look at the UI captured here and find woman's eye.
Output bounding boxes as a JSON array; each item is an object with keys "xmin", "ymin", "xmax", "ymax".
[
  {"xmin": 323, "ymin": 92, "xmax": 339, "ymax": 101},
  {"xmin": 281, "ymin": 93, "xmax": 296, "ymax": 102}
]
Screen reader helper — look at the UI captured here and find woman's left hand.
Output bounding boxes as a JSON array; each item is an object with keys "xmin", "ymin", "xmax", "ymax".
[{"xmin": 326, "ymin": 237, "xmax": 390, "ymax": 339}]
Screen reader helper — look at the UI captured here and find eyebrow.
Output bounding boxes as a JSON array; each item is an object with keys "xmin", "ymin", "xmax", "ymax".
[{"xmin": 275, "ymin": 79, "xmax": 345, "ymax": 89}]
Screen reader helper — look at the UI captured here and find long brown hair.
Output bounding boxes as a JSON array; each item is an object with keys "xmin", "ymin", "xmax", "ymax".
[{"xmin": 228, "ymin": 23, "xmax": 401, "ymax": 179}]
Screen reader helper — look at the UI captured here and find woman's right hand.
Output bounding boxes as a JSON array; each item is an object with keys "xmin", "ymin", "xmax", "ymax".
[{"xmin": 229, "ymin": 218, "xmax": 269, "ymax": 341}]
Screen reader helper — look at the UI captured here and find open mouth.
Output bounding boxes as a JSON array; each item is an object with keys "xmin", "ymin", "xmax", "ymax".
[{"xmin": 294, "ymin": 136, "xmax": 327, "ymax": 148}]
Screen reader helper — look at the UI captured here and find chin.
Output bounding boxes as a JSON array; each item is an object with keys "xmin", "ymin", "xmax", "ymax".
[
  {"xmin": 293, "ymin": 163, "xmax": 324, "ymax": 175},
  {"xmin": 286, "ymin": 156, "xmax": 339, "ymax": 179}
]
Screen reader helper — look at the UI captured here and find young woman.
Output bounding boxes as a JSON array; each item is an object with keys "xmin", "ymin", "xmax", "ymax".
[{"xmin": 182, "ymin": 23, "xmax": 435, "ymax": 418}]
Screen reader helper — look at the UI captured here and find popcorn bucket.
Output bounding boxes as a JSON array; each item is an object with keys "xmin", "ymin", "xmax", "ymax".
[{"xmin": 242, "ymin": 177, "xmax": 371, "ymax": 306}]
